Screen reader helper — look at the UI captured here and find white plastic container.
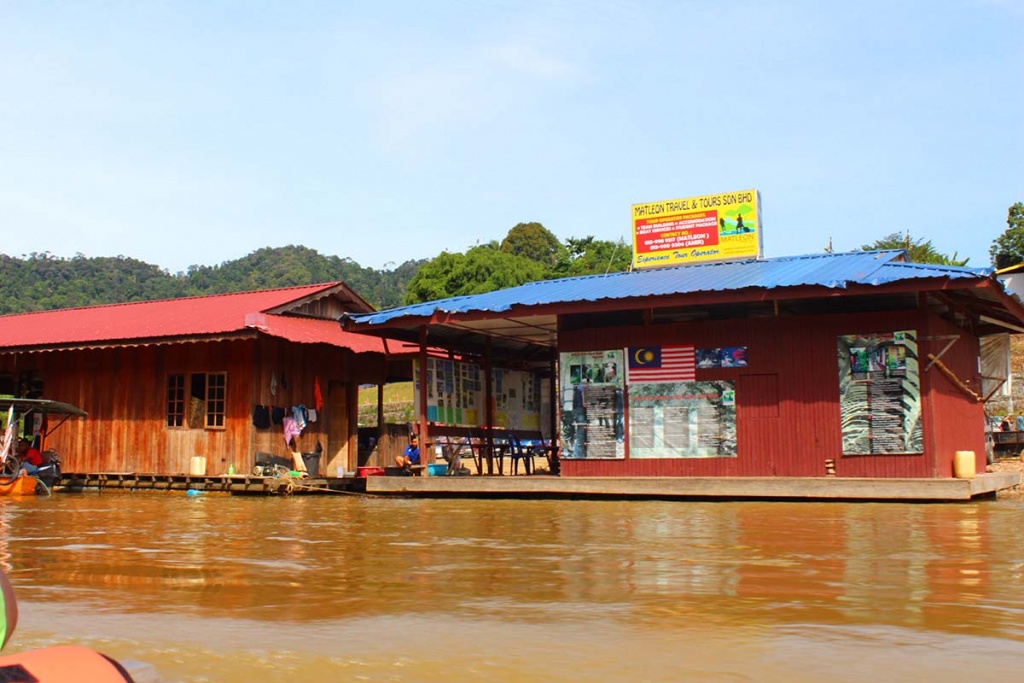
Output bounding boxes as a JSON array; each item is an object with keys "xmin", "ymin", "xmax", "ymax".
[
  {"xmin": 953, "ymin": 450, "xmax": 976, "ymax": 479},
  {"xmin": 189, "ymin": 455, "xmax": 207, "ymax": 476}
]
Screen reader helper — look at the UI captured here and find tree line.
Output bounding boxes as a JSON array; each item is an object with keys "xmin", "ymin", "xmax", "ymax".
[
  {"xmin": 0, "ymin": 247, "xmax": 424, "ymax": 316},
  {"xmin": 0, "ymin": 224, "xmax": 629, "ymax": 316},
  {"xmin": 2, "ymin": 205, "xmax": 1021, "ymax": 316}
]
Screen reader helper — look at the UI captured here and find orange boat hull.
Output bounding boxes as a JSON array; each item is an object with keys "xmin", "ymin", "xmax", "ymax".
[
  {"xmin": 0, "ymin": 475, "xmax": 37, "ymax": 497},
  {"xmin": 0, "ymin": 645, "xmax": 133, "ymax": 681}
]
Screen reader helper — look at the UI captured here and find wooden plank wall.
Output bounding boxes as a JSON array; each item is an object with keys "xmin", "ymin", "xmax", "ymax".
[
  {"xmin": 0, "ymin": 337, "xmax": 383, "ymax": 475},
  {"xmin": 559, "ymin": 307, "xmax": 985, "ymax": 479}
]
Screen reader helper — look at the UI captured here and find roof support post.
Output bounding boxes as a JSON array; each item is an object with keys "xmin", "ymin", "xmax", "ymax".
[
  {"xmin": 483, "ymin": 336, "xmax": 495, "ymax": 475},
  {"xmin": 417, "ymin": 325, "xmax": 430, "ymax": 458},
  {"xmin": 549, "ymin": 354, "xmax": 559, "ymax": 464},
  {"xmin": 376, "ymin": 383, "xmax": 385, "ymax": 445}
]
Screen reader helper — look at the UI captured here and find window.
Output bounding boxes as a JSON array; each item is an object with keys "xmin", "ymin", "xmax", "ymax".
[
  {"xmin": 167, "ymin": 375, "xmax": 185, "ymax": 427},
  {"xmin": 167, "ymin": 372, "xmax": 226, "ymax": 430},
  {"xmin": 205, "ymin": 373, "xmax": 226, "ymax": 428}
]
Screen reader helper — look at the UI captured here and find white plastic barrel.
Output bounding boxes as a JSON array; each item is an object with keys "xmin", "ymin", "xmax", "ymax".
[
  {"xmin": 189, "ymin": 456, "xmax": 207, "ymax": 476},
  {"xmin": 953, "ymin": 450, "xmax": 976, "ymax": 479}
]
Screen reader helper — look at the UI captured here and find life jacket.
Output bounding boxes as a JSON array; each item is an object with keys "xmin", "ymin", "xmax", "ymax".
[{"xmin": 0, "ymin": 567, "xmax": 138, "ymax": 681}]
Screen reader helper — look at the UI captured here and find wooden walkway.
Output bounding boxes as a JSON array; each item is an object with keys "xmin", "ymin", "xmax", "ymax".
[
  {"xmin": 57, "ymin": 471, "xmax": 1021, "ymax": 502},
  {"xmin": 59, "ymin": 472, "xmax": 364, "ymax": 496},
  {"xmin": 365, "ymin": 472, "xmax": 1022, "ymax": 502}
]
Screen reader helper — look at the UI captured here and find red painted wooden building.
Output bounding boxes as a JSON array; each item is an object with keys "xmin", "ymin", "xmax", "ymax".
[
  {"xmin": 342, "ymin": 251, "xmax": 1024, "ymax": 479},
  {"xmin": 0, "ymin": 283, "xmax": 414, "ymax": 476}
]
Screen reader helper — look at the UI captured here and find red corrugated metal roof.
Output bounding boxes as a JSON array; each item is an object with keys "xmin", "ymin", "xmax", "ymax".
[
  {"xmin": 245, "ymin": 313, "xmax": 419, "ymax": 354},
  {"xmin": 0, "ymin": 283, "xmax": 384, "ymax": 351}
]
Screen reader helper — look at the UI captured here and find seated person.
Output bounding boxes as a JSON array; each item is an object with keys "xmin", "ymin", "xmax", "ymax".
[
  {"xmin": 17, "ymin": 439, "xmax": 43, "ymax": 475},
  {"xmin": 395, "ymin": 434, "xmax": 420, "ymax": 469}
]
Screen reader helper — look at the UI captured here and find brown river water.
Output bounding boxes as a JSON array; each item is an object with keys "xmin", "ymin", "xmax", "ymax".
[{"xmin": 0, "ymin": 492, "xmax": 1022, "ymax": 682}]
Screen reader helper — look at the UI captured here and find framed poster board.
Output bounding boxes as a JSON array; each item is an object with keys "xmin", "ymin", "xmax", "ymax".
[
  {"xmin": 837, "ymin": 330, "xmax": 922, "ymax": 455},
  {"xmin": 559, "ymin": 350, "xmax": 625, "ymax": 459}
]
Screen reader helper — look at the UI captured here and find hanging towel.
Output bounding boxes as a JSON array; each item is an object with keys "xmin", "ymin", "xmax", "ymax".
[
  {"xmin": 270, "ymin": 372, "xmax": 278, "ymax": 397},
  {"xmin": 282, "ymin": 416, "xmax": 301, "ymax": 447},
  {"xmin": 314, "ymin": 377, "xmax": 324, "ymax": 411},
  {"xmin": 252, "ymin": 404, "xmax": 271, "ymax": 429}
]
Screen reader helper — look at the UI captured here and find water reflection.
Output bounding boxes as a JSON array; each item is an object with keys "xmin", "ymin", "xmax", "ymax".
[{"xmin": 1, "ymin": 495, "xmax": 1023, "ymax": 682}]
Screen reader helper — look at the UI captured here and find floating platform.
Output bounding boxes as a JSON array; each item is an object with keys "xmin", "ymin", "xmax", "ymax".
[
  {"xmin": 59, "ymin": 472, "xmax": 365, "ymax": 496},
  {"xmin": 55, "ymin": 471, "xmax": 1022, "ymax": 502},
  {"xmin": 365, "ymin": 472, "xmax": 1022, "ymax": 502}
]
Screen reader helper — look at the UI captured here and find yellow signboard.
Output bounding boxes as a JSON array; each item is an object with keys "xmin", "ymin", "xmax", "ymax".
[{"xmin": 631, "ymin": 189, "xmax": 762, "ymax": 269}]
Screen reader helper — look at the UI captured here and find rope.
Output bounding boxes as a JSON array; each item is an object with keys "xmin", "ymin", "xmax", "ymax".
[
  {"xmin": 288, "ymin": 481, "xmax": 374, "ymax": 496},
  {"xmin": 35, "ymin": 477, "xmax": 51, "ymax": 497}
]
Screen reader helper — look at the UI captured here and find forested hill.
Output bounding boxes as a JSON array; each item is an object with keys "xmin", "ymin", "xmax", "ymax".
[{"xmin": 0, "ymin": 246, "xmax": 425, "ymax": 315}]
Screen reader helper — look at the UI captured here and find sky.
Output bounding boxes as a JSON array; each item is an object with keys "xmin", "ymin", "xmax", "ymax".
[{"xmin": 1, "ymin": 0, "xmax": 1021, "ymax": 274}]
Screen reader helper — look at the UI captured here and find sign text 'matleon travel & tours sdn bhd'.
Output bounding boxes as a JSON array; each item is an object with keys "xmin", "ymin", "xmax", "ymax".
[{"xmin": 631, "ymin": 189, "xmax": 763, "ymax": 269}]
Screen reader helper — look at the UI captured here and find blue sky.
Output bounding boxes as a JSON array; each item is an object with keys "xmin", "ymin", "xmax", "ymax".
[{"xmin": 2, "ymin": 1, "xmax": 1021, "ymax": 273}]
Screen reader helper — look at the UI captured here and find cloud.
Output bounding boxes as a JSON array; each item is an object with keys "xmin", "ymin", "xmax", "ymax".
[{"xmin": 484, "ymin": 41, "xmax": 580, "ymax": 79}]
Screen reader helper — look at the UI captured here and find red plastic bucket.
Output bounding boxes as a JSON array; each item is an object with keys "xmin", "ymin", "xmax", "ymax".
[{"xmin": 356, "ymin": 466, "xmax": 385, "ymax": 478}]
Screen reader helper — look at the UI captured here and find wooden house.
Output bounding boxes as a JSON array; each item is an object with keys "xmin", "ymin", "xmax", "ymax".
[
  {"xmin": 343, "ymin": 250, "xmax": 1024, "ymax": 480},
  {"xmin": 0, "ymin": 283, "xmax": 413, "ymax": 476}
]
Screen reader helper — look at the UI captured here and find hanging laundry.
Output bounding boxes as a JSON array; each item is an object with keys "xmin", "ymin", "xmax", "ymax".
[
  {"xmin": 270, "ymin": 372, "xmax": 278, "ymax": 397},
  {"xmin": 271, "ymin": 406, "xmax": 285, "ymax": 425},
  {"xmin": 307, "ymin": 408, "xmax": 317, "ymax": 423},
  {"xmin": 282, "ymin": 416, "xmax": 301, "ymax": 447},
  {"xmin": 292, "ymin": 405, "xmax": 308, "ymax": 431},
  {"xmin": 314, "ymin": 377, "xmax": 324, "ymax": 412},
  {"xmin": 252, "ymin": 404, "xmax": 271, "ymax": 429}
]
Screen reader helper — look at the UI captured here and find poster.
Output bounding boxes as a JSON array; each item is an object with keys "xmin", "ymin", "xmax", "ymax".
[
  {"xmin": 559, "ymin": 350, "xmax": 625, "ymax": 459},
  {"xmin": 627, "ymin": 381, "xmax": 737, "ymax": 458},
  {"xmin": 695, "ymin": 346, "xmax": 748, "ymax": 369},
  {"xmin": 414, "ymin": 358, "xmax": 541, "ymax": 429},
  {"xmin": 492, "ymin": 367, "xmax": 542, "ymax": 430},
  {"xmin": 837, "ymin": 330, "xmax": 922, "ymax": 455}
]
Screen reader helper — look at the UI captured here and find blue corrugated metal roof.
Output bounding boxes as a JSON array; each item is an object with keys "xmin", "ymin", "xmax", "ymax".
[{"xmin": 348, "ymin": 250, "xmax": 993, "ymax": 325}]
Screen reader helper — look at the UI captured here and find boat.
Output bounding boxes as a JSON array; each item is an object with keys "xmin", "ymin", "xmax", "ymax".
[
  {"xmin": 0, "ymin": 398, "xmax": 87, "ymax": 495},
  {"xmin": 0, "ymin": 472, "xmax": 40, "ymax": 497},
  {"xmin": 0, "ymin": 566, "xmax": 159, "ymax": 681}
]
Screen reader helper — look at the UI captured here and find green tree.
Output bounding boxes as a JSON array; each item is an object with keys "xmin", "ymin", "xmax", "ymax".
[
  {"xmin": 404, "ymin": 244, "xmax": 545, "ymax": 304},
  {"xmin": 549, "ymin": 236, "xmax": 632, "ymax": 278},
  {"xmin": 499, "ymin": 222, "xmax": 562, "ymax": 266},
  {"xmin": 0, "ymin": 246, "xmax": 425, "ymax": 314},
  {"xmin": 990, "ymin": 202, "xmax": 1024, "ymax": 269},
  {"xmin": 860, "ymin": 232, "xmax": 969, "ymax": 266}
]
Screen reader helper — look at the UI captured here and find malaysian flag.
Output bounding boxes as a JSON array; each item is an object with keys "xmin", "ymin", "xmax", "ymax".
[{"xmin": 626, "ymin": 345, "xmax": 696, "ymax": 383}]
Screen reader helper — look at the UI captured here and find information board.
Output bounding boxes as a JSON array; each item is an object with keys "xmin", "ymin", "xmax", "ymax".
[
  {"xmin": 631, "ymin": 189, "xmax": 762, "ymax": 269},
  {"xmin": 837, "ymin": 330, "xmax": 922, "ymax": 455}
]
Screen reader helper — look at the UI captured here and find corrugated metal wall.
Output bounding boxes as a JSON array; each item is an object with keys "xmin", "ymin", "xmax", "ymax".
[
  {"xmin": 560, "ymin": 307, "xmax": 986, "ymax": 479},
  {"xmin": 0, "ymin": 337, "xmax": 369, "ymax": 475}
]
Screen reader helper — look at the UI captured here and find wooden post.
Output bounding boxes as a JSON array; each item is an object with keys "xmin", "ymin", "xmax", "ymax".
[
  {"xmin": 549, "ymin": 354, "xmax": 559, "ymax": 462},
  {"xmin": 484, "ymin": 337, "xmax": 494, "ymax": 475},
  {"xmin": 376, "ymin": 382, "xmax": 385, "ymax": 444},
  {"xmin": 418, "ymin": 326, "xmax": 430, "ymax": 463}
]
